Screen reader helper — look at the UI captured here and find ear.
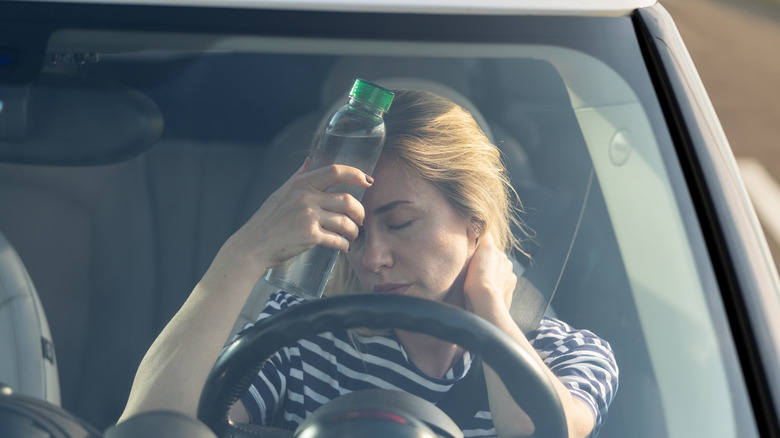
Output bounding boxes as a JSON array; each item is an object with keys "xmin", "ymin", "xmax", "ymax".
[{"xmin": 467, "ymin": 219, "xmax": 482, "ymax": 240}]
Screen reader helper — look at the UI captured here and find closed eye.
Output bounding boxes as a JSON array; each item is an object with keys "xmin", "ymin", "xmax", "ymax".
[{"xmin": 388, "ymin": 220, "xmax": 413, "ymax": 231}]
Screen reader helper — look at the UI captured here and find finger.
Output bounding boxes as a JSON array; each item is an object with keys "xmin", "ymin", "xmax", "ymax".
[
  {"xmin": 305, "ymin": 164, "xmax": 373, "ymax": 192},
  {"xmin": 479, "ymin": 231, "xmax": 497, "ymax": 248},
  {"xmin": 295, "ymin": 156, "xmax": 311, "ymax": 175},
  {"xmin": 317, "ymin": 228, "xmax": 351, "ymax": 253},
  {"xmin": 318, "ymin": 192, "xmax": 366, "ymax": 226},
  {"xmin": 318, "ymin": 211, "xmax": 361, "ymax": 242}
]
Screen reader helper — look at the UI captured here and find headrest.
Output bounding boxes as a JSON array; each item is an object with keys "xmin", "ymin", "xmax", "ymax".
[
  {"xmin": 377, "ymin": 77, "xmax": 493, "ymax": 142},
  {"xmin": 0, "ymin": 73, "xmax": 163, "ymax": 165},
  {"xmin": 319, "ymin": 76, "xmax": 493, "ymax": 143},
  {"xmin": 320, "ymin": 57, "xmax": 472, "ymax": 110}
]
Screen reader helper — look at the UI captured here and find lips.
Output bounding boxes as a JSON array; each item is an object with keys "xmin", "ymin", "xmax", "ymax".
[{"xmin": 372, "ymin": 283, "xmax": 410, "ymax": 295}]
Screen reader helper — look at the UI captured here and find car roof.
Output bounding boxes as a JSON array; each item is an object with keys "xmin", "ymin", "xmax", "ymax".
[{"xmin": 12, "ymin": 0, "xmax": 657, "ymax": 16}]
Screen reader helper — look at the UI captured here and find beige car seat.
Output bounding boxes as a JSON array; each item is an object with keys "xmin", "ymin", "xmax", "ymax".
[
  {"xmin": 0, "ymin": 229, "xmax": 61, "ymax": 405},
  {"xmin": 229, "ymin": 60, "xmax": 535, "ymax": 340}
]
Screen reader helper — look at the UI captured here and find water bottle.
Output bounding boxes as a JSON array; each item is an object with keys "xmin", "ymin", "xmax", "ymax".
[{"xmin": 264, "ymin": 78, "xmax": 394, "ymax": 299}]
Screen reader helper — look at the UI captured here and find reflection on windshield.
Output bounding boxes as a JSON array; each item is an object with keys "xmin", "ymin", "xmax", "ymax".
[{"xmin": 0, "ymin": 25, "xmax": 758, "ymax": 437}]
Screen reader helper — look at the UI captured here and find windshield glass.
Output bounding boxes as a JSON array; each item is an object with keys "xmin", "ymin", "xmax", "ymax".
[{"xmin": 0, "ymin": 12, "xmax": 759, "ymax": 437}]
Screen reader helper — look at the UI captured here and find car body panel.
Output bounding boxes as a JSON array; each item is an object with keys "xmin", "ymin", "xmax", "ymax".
[
  {"xmin": 636, "ymin": 6, "xmax": 780, "ymax": 434},
  {"xmin": 0, "ymin": 1, "xmax": 778, "ymax": 437},
  {"xmin": 4, "ymin": 0, "xmax": 657, "ymax": 16}
]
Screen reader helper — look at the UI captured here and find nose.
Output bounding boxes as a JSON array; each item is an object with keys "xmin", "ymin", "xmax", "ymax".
[{"xmin": 359, "ymin": 230, "xmax": 393, "ymax": 273}]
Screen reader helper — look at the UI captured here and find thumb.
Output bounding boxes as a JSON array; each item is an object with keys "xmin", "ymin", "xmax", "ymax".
[{"xmin": 294, "ymin": 156, "xmax": 311, "ymax": 176}]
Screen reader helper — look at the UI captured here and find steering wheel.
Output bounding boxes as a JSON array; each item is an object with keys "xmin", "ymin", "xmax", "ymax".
[{"xmin": 197, "ymin": 294, "xmax": 567, "ymax": 438}]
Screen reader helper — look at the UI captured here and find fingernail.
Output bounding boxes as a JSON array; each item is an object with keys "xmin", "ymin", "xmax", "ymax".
[{"xmin": 365, "ymin": 175, "xmax": 374, "ymax": 185}]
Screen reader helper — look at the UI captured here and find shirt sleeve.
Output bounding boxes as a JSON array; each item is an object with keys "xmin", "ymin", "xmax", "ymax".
[
  {"xmin": 530, "ymin": 317, "xmax": 619, "ymax": 437},
  {"xmin": 223, "ymin": 291, "xmax": 306, "ymax": 425}
]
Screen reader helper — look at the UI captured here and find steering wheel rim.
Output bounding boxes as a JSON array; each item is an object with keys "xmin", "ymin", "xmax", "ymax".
[{"xmin": 197, "ymin": 293, "xmax": 567, "ymax": 437}]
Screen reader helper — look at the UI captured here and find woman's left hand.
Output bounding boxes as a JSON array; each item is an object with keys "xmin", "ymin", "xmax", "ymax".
[
  {"xmin": 464, "ymin": 233, "xmax": 596, "ymax": 438},
  {"xmin": 462, "ymin": 232, "xmax": 517, "ymax": 316}
]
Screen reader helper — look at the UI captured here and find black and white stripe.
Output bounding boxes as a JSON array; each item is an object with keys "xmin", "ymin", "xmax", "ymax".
[{"xmin": 234, "ymin": 291, "xmax": 618, "ymax": 437}]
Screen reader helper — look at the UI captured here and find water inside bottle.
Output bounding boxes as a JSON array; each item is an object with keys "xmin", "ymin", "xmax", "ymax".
[
  {"xmin": 264, "ymin": 132, "xmax": 385, "ymax": 299},
  {"xmin": 313, "ymin": 132, "xmax": 384, "ymax": 197},
  {"xmin": 263, "ymin": 245, "xmax": 339, "ymax": 300}
]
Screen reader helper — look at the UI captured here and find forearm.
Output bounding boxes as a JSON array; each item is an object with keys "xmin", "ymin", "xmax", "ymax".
[
  {"xmin": 472, "ymin": 298, "xmax": 595, "ymax": 438},
  {"xmin": 117, "ymin": 162, "xmax": 369, "ymax": 423},
  {"xmin": 119, "ymin": 242, "xmax": 263, "ymax": 422},
  {"xmin": 484, "ymin": 360, "xmax": 594, "ymax": 438}
]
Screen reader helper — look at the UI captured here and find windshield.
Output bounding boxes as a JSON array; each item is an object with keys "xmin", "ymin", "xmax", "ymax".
[{"xmin": 0, "ymin": 10, "xmax": 759, "ymax": 438}]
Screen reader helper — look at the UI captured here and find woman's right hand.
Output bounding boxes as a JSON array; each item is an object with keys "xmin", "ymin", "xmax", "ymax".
[
  {"xmin": 120, "ymin": 157, "xmax": 373, "ymax": 423},
  {"xmin": 226, "ymin": 158, "xmax": 373, "ymax": 274}
]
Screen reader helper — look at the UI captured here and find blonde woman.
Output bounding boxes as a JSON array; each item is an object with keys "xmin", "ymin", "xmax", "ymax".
[{"xmin": 120, "ymin": 90, "xmax": 618, "ymax": 438}]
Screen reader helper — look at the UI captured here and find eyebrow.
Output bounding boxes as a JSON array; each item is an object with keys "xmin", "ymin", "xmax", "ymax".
[{"xmin": 374, "ymin": 200, "xmax": 413, "ymax": 215}]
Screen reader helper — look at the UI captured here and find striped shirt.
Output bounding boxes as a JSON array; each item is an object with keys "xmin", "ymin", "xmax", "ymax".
[{"xmin": 235, "ymin": 291, "xmax": 618, "ymax": 437}]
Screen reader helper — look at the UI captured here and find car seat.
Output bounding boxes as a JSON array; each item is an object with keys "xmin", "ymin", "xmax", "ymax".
[
  {"xmin": 0, "ymin": 72, "xmax": 165, "ymax": 429},
  {"xmin": 229, "ymin": 64, "xmax": 548, "ymax": 340},
  {"xmin": 0, "ymin": 229, "xmax": 61, "ymax": 405}
]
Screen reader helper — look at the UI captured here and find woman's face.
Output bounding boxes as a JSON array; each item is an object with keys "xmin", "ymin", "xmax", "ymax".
[{"xmin": 345, "ymin": 154, "xmax": 478, "ymax": 306}]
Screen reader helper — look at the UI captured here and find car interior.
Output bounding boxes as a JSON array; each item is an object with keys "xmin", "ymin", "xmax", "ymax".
[{"xmin": 0, "ymin": 22, "xmax": 747, "ymax": 436}]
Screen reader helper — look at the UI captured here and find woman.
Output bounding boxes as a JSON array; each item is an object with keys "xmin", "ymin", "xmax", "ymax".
[{"xmin": 119, "ymin": 90, "xmax": 617, "ymax": 437}]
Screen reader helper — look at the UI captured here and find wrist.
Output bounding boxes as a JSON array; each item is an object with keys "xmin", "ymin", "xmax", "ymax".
[
  {"xmin": 202, "ymin": 238, "xmax": 269, "ymax": 294},
  {"xmin": 220, "ymin": 231, "xmax": 273, "ymax": 272},
  {"xmin": 468, "ymin": 292, "xmax": 510, "ymax": 323}
]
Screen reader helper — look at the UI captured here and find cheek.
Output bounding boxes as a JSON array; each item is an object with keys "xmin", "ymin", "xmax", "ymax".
[
  {"xmin": 417, "ymin": 231, "xmax": 473, "ymax": 276},
  {"xmin": 344, "ymin": 248, "xmax": 373, "ymax": 287}
]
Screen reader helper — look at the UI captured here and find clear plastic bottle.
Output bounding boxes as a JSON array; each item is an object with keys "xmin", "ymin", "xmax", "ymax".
[{"xmin": 264, "ymin": 78, "xmax": 394, "ymax": 299}]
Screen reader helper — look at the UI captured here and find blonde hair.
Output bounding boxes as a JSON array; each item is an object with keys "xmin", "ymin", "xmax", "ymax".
[{"xmin": 324, "ymin": 89, "xmax": 527, "ymax": 297}]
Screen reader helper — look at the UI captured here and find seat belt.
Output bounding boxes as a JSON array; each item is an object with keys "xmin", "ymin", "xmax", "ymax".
[
  {"xmin": 437, "ymin": 170, "xmax": 594, "ymax": 429},
  {"xmin": 511, "ymin": 169, "xmax": 593, "ymax": 336}
]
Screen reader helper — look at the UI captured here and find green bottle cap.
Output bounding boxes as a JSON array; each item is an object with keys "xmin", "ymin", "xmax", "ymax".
[{"xmin": 349, "ymin": 78, "xmax": 394, "ymax": 112}]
